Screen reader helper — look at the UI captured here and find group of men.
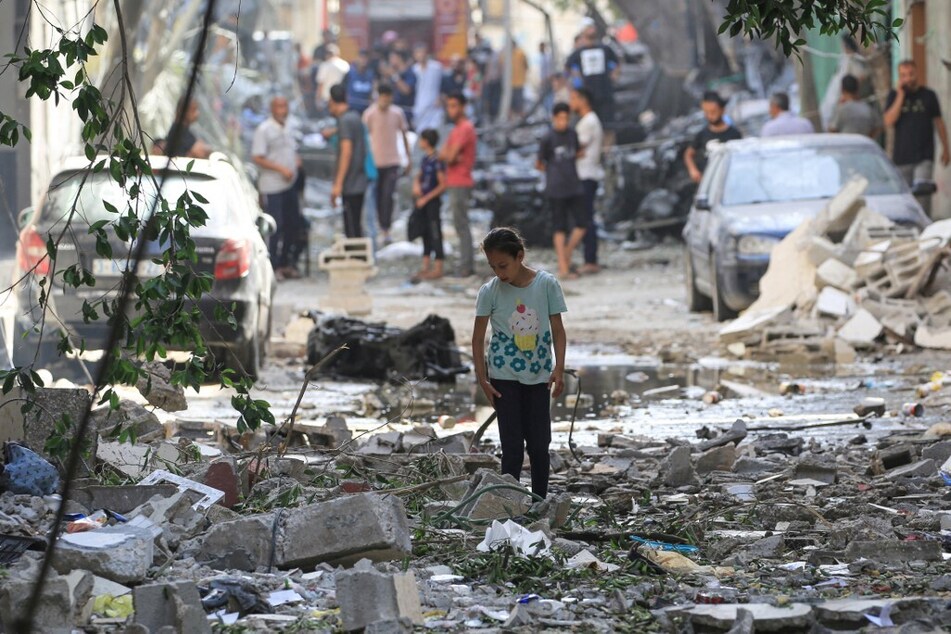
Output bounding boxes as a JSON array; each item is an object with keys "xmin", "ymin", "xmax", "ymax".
[{"xmin": 684, "ymin": 59, "xmax": 949, "ymax": 216}]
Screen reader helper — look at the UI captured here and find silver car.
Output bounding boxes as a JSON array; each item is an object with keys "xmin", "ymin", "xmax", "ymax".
[{"xmin": 683, "ymin": 134, "xmax": 932, "ymax": 321}]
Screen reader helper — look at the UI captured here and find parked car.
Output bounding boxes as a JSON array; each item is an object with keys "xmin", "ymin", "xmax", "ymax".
[
  {"xmin": 12, "ymin": 155, "xmax": 277, "ymax": 379},
  {"xmin": 683, "ymin": 134, "xmax": 932, "ymax": 321}
]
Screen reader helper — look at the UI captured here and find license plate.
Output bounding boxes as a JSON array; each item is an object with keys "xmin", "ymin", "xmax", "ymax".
[{"xmin": 91, "ymin": 259, "xmax": 165, "ymax": 278}]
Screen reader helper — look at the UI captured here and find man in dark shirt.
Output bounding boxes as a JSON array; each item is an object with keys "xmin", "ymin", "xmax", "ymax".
[
  {"xmin": 537, "ymin": 102, "xmax": 584, "ymax": 278},
  {"xmin": 884, "ymin": 59, "xmax": 949, "ymax": 216},
  {"xmin": 684, "ymin": 91, "xmax": 742, "ymax": 183},
  {"xmin": 565, "ymin": 25, "xmax": 620, "ymax": 138},
  {"xmin": 164, "ymin": 98, "xmax": 211, "ymax": 159},
  {"xmin": 329, "ymin": 84, "xmax": 370, "ymax": 238}
]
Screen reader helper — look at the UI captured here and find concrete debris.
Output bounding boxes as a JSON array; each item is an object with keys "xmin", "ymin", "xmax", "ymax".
[
  {"xmin": 133, "ymin": 581, "xmax": 211, "ymax": 633},
  {"xmin": 52, "ymin": 524, "xmax": 156, "ymax": 584},
  {"xmin": 719, "ymin": 179, "xmax": 951, "ymax": 357},
  {"xmin": 135, "ymin": 361, "xmax": 188, "ymax": 412},
  {"xmin": 198, "ymin": 492, "xmax": 412, "ymax": 570},
  {"xmin": 662, "ymin": 445, "xmax": 699, "ymax": 487},
  {"xmin": 335, "ymin": 559, "xmax": 423, "ymax": 632}
]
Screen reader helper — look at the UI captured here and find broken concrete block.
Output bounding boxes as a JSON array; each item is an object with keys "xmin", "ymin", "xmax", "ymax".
[
  {"xmin": 0, "ymin": 569, "xmax": 93, "ymax": 633},
  {"xmin": 836, "ymin": 309, "xmax": 883, "ymax": 346},
  {"xmin": 91, "ymin": 401, "xmax": 164, "ymax": 442},
  {"xmin": 816, "ymin": 287, "xmax": 855, "ymax": 318},
  {"xmin": 0, "ymin": 387, "xmax": 96, "ymax": 471},
  {"xmin": 885, "ymin": 459, "xmax": 936, "ymax": 480},
  {"xmin": 921, "ymin": 441, "xmax": 951, "ymax": 465},
  {"xmin": 459, "ymin": 470, "xmax": 532, "ymax": 520},
  {"xmin": 278, "ymin": 493, "xmax": 412, "ymax": 568},
  {"xmin": 133, "ymin": 582, "xmax": 211, "ymax": 634},
  {"xmin": 72, "ymin": 484, "xmax": 178, "ymax": 515},
  {"xmin": 335, "ymin": 559, "xmax": 423, "ymax": 632},
  {"xmin": 53, "ymin": 525, "xmax": 155, "ymax": 583},
  {"xmin": 808, "ymin": 235, "xmax": 840, "ymax": 267},
  {"xmin": 136, "ymin": 361, "xmax": 188, "ymax": 412},
  {"xmin": 833, "ymin": 338, "xmax": 857, "ymax": 365},
  {"xmin": 793, "ymin": 458, "xmax": 838, "ymax": 485},
  {"xmin": 818, "ymin": 176, "xmax": 866, "ymax": 235},
  {"xmin": 915, "ymin": 324, "xmax": 951, "ymax": 350},
  {"xmin": 741, "ymin": 534, "xmax": 786, "ymax": 559},
  {"xmin": 698, "ymin": 420, "xmax": 747, "ymax": 452},
  {"xmin": 662, "ymin": 445, "xmax": 699, "ymax": 487},
  {"xmin": 844, "ymin": 539, "xmax": 942, "ymax": 562},
  {"xmin": 816, "ymin": 259, "xmax": 858, "ymax": 291},
  {"xmin": 695, "ymin": 443, "xmax": 736, "ymax": 475},
  {"xmin": 667, "ymin": 602, "xmax": 814, "ymax": 631},
  {"xmin": 198, "ymin": 512, "xmax": 277, "ymax": 571}
]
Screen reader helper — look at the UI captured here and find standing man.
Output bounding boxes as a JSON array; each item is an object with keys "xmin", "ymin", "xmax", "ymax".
[
  {"xmin": 363, "ymin": 85, "xmax": 412, "ymax": 246},
  {"xmin": 538, "ymin": 41, "xmax": 554, "ymax": 113},
  {"xmin": 509, "ymin": 39, "xmax": 529, "ymax": 119},
  {"xmin": 413, "ymin": 44, "xmax": 445, "ymax": 131},
  {"xmin": 252, "ymin": 96, "xmax": 301, "ymax": 278},
  {"xmin": 440, "ymin": 93, "xmax": 477, "ymax": 277},
  {"xmin": 165, "ymin": 97, "xmax": 212, "ymax": 159},
  {"xmin": 329, "ymin": 84, "xmax": 369, "ymax": 238},
  {"xmin": 760, "ymin": 92, "xmax": 815, "ymax": 136},
  {"xmin": 571, "ymin": 88, "xmax": 604, "ymax": 275},
  {"xmin": 828, "ymin": 74, "xmax": 881, "ymax": 138},
  {"xmin": 565, "ymin": 24, "xmax": 620, "ymax": 140},
  {"xmin": 884, "ymin": 60, "xmax": 950, "ymax": 215},
  {"xmin": 440, "ymin": 55, "xmax": 468, "ymax": 110},
  {"xmin": 315, "ymin": 44, "xmax": 349, "ymax": 114},
  {"xmin": 346, "ymin": 49, "xmax": 376, "ymax": 115},
  {"xmin": 385, "ymin": 51, "xmax": 417, "ymax": 127},
  {"xmin": 684, "ymin": 92, "xmax": 743, "ymax": 184}
]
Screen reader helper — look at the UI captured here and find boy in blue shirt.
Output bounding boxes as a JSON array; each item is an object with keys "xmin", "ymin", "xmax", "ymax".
[{"xmin": 412, "ymin": 129, "xmax": 447, "ymax": 281}]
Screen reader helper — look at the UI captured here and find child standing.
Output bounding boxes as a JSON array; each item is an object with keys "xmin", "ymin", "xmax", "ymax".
[
  {"xmin": 536, "ymin": 102, "xmax": 585, "ymax": 279},
  {"xmin": 472, "ymin": 228, "xmax": 567, "ymax": 498},
  {"xmin": 412, "ymin": 128, "xmax": 447, "ymax": 281}
]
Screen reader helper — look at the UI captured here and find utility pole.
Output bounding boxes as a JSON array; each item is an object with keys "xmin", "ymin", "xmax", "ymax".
[{"xmin": 499, "ymin": 0, "xmax": 513, "ymax": 123}]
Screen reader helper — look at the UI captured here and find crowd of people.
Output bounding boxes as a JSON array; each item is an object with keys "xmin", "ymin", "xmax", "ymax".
[
  {"xmin": 684, "ymin": 59, "xmax": 949, "ymax": 219},
  {"xmin": 247, "ymin": 23, "xmax": 623, "ymax": 282}
]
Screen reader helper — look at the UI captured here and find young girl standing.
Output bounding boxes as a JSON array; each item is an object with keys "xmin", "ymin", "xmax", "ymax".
[{"xmin": 472, "ymin": 228, "xmax": 567, "ymax": 499}]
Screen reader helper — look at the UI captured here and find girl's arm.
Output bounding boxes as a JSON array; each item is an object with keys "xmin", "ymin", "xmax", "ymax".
[
  {"xmin": 430, "ymin": 169, "xmax": 448, "ymax": 199},
  {"xmin": 548, "ymin": 313, "xmax": 566, "ymax": 398},
  {"xmin": 472, "ymin": 316, "xmax": 502, "ymax": 406}
]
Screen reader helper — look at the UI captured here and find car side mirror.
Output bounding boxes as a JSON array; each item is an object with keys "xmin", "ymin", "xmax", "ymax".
[
  {"xmin": 257, "ymin": 213, "xmax": 277, "ymax": 238},
  {"xmin": 16, "ymin": 207, "xmax": 33, "ymax": 230},
  {"xmin": 912, "ymin": 180, "xmax": 937, "ymax": 197},
  {"xmin": 695, "ymin": 196, "xmax": 711, "ymax": 211}
]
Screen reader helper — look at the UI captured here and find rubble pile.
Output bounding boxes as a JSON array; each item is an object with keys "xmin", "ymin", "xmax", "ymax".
[
  {"xmin": 4, "ymin": 389, "xmax": 951, "ymax": 631},
  {"xmin": 720, "ymin": 177, "xmax": 951, "ymax": 362}
]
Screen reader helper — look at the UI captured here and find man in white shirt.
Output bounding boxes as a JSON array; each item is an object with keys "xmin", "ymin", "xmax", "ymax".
[
  {"xmin": 315, "ymin": 44, "xmax": 349, "ymax": 113},
  {"xmin": 252, "ymin": 96, "xmax": 302, "ymax": 278},
  {"xmin": 760, "ymin": 92, "xmax": 815, "ymax": 137},
  {"xmin": 570, "ymin": 87, "xmax": 604, "ymax": 275},
  {"xmin": 413, "ymin": 43, "xmax": 445, "ymax": 131}
]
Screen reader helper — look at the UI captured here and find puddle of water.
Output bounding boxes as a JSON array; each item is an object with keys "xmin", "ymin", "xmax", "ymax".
[{"xmin": 408, "ymin": 358, "xmax": 726, "ymax": 424}]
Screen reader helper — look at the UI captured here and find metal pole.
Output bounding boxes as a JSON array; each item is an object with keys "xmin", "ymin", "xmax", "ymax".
[{"xmin": 499, "ymin": 0, "xmax": 513, "ymax": 122}]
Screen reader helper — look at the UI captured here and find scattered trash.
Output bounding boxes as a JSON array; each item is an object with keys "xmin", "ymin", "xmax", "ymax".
[{"xmin": 477, "ymin": 519, "xmax": 552, "ymax": 557}]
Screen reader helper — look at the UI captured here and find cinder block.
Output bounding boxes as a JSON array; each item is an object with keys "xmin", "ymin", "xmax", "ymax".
[{"xmin": 815, "ymin": 259, "xmax": 857, "ymax": 291}]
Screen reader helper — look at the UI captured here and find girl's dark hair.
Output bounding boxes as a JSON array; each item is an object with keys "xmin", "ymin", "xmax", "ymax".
[{"xmin": 481, "ymin": 227, "xmax": 526, "ymax": 258}]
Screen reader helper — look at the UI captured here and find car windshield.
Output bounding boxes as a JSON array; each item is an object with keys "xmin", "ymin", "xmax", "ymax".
[
  {"xmin": 721, "ymin": 146, "xmax": 906, "ymax": 206},
  {"xmin": 39, "ymin": 170, "xmax": 244, "ymax": 235}
]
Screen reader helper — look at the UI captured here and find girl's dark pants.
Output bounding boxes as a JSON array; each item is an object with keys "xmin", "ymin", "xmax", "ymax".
[{"xmin": 490, "ymin": 379, "xmax": 551, "ymax": 498}]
